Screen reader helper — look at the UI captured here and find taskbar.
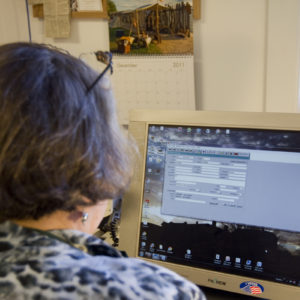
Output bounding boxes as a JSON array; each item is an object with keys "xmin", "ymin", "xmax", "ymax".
[{"xmin": 138, "ymin": 249, "xmax": 300, "ymax": 287}]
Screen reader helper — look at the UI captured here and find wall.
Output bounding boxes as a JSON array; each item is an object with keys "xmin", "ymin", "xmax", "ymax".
[
  {"xmin": 0, "ymin": 0, "xmax": 109, "ymax": 69},
  {"xmin": 29, "ymin": 14, "xmax": 109, "ymax": 59},
  {"xmin": 0, "ymin": 0, "xmax": 28, "ymax": 43},
  {"xmin": 194, "ymin": 0, "xmax": 300, "ymax": 112},
  {"xmin": 265, "ymin": 0, "xmax": 300, "ymax": 113},
  {"xmin": 0, "ymin": 0, "xmax": 299, "ymax": 113},
  {"xmin": 194, "ymin": 0, "xmax": 267, "ymax": 111}
]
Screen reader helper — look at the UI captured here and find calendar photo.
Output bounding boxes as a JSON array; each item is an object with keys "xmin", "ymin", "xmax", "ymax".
[{"xmin": 108, "ymin": 0, "xmax": 194, "ymax": 55}]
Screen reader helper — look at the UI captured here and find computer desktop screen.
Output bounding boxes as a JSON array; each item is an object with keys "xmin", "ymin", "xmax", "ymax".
[{"xmin": 118, "ymin": 110, "xmax": 300, "ymax": 299}]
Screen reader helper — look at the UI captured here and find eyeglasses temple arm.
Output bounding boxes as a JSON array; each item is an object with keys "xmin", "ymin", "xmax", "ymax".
[{"xmin": 86, "ymin": 63, "xmax": 111, "ymax": 94}]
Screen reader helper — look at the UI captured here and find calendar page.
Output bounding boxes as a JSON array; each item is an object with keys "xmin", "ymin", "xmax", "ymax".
[{"xmin": 111, "ymin": 55, "xmax": 195, "ymax": 125}]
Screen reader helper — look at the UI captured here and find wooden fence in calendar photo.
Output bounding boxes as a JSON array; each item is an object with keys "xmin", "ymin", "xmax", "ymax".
[{"xmin": 108, "ymin": 0, "xmax": 193, "ymax": 55}]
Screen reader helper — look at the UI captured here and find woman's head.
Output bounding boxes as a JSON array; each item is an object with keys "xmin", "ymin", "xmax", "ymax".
[{"xmin": 0, "ymin": 42, "xmax": 132, "ymax": 221}]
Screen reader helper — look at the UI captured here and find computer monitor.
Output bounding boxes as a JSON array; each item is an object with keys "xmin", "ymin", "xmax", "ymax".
[{"xmin": 119, "ymin": 110, "xmax": 300, "ymax": 299}]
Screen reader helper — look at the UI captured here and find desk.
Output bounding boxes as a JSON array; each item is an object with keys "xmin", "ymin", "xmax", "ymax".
[{"xmin": 200, "ymin": 287, "xmax": 268, "ymax": 300}]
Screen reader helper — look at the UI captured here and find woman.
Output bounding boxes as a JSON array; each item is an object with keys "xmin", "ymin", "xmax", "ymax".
[{"xmin": 0, "ymin": 42, "xmax": 205, "ymax": 299}]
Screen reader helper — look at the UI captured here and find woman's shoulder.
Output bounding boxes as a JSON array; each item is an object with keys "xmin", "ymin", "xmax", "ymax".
[
  {"xmin": 93, "ymin": 255, "xmax": 206, "ymax": 300},
  {"xmin": 0, "ymin": 222, "xmax": 206, "ymax": 299},
  {"xmin": 50, "ymin": 253, "xmax": 206, "ymax": 300}
]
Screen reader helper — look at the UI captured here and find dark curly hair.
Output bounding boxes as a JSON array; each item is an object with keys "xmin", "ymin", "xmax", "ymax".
[{"xmin": 0, "ymin": 42, "xmax": 133, "ymax": 221}]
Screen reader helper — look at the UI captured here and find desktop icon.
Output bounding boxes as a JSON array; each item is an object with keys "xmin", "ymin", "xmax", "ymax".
[
  {"xmin": 152, "ymin": 253, "xmax": 160, "ymax": 260},
  {"xmin": 160, "ymin": 255, "xmax": 167, "ymax": 261},
  {"xmin": 256, "ymin": 261, "xmax": 262, "ymax": 267}
]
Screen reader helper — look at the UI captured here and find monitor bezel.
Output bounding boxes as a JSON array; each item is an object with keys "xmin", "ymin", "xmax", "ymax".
[{"xmin": 118, "ymin": 110, "xmax": 300, "ymax": 299}]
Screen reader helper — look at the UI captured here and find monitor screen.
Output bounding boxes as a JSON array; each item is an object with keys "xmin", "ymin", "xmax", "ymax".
[{"xmin": 119, "ymin": 110, "xmax": 300, "ymax": 299}]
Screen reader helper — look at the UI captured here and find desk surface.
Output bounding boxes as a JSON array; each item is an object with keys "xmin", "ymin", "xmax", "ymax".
[{"xmin": 200, "ymin": 287, "xmax": 267, "ymax": 300}]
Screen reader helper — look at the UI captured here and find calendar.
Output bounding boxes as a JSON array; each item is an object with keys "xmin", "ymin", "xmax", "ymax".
[{"xmin": 111, "ymin": 55, "xmax": 196, "ymax": 125}]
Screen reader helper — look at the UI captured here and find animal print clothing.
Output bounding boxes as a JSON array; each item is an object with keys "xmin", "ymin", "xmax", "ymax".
[{"xmin": 0, "ymin": 221, "xmax": 206, "ymax": 300}]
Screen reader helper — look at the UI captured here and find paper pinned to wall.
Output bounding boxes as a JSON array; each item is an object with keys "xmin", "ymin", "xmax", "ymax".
[
  {"xmin": 44, "ymin": 0, "xmax": 70, "ymax": 38},
  {"xmin": 77, "ymin": 0, "xmax": 103, "ymax": 11}
]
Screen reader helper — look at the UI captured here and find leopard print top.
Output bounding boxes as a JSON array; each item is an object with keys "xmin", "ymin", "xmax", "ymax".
[{"xmin": 0, "ymin": 221, "xmax": 205, "ymax": 300}]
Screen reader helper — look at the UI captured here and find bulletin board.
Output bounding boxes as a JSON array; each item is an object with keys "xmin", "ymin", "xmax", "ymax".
[{"xmin": 32, "ymin": 0, "xmax": 108, "ymax": 19}]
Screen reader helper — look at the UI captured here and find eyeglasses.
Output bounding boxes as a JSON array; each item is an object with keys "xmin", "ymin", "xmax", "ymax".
[{"xmin": 86, "ymin": 51, "xmax": 113, "ymax": 94}]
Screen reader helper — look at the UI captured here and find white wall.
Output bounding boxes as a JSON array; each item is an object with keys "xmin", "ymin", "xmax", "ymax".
[
  {"xmin": 194, "ymin": 0, "xmax": 267, "ymax": 111},
  {"xmin": 0, "ymin": 0, "xmax": 109, "ymax": 69},
  {"xmin": 1, "ymin": 0, "xmax": 300, "ymax": 113},
  {"xmin": 0, "ymin": 0, "xmax": 28, "ymax": 43},
  {"xmin": 265, "ymin": 0, "xmax": 300, "ymax": 113},
  {"xmin": 29, "ymin": 15, "xmax": 109, "ymax": 59},
  {"xmin": 194, "ymin": 0, "xmax": 300, "ymax": 112}
]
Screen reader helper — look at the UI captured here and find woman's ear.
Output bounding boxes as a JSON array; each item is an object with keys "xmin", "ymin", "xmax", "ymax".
[{"xmin": 75, "ymin": 200, "xmax": 110, "ymax": 235}]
